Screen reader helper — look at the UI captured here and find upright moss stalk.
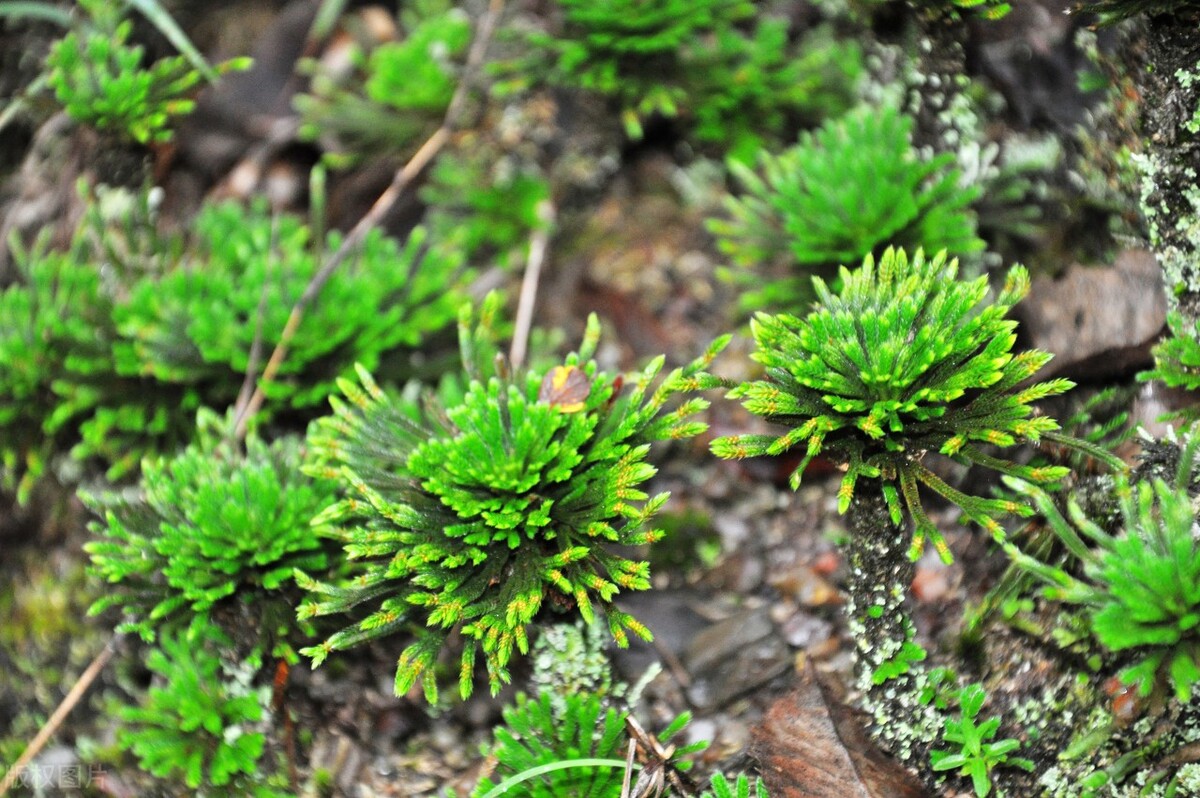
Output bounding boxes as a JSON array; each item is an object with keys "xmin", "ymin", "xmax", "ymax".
[
  {"xmin": 712, "ymin": 247, "xmax": 1119, "ymax": 762},
  {"xmin": 843, "ymin": 486, "xmax": 941, "ymax": 760},
  {"xmin": 845, "ymin": 487, "xmax": 917, "ymax": 685}
]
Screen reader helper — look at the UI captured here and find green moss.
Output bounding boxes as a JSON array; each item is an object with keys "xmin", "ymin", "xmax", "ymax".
[
  {"xmin": 709, "ymin": 110, "xmax": 982, "ymax": 314},
  {"xmin": 711, "ymin": 247, "xmax": 1092, "ymax": 563},
  {"xmin": 44, "ymin": 0, "xmax": 248, "ymax": 144},
  {"xmin": 118, "ymin": 620, "xmax": 292, "ymax": 796},
  {"xmin": 85, "ymin": 409, "xmax": 337, "ymax": 658},
  {"xmin": 299, "ymin": 296, "xmax": 728, "ymax": 700}
]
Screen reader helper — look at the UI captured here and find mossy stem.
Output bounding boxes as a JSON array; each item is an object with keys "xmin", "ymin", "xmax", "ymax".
[{"xmin": 844, "ymin": 486, "xmax": 940, "ymax": 761}]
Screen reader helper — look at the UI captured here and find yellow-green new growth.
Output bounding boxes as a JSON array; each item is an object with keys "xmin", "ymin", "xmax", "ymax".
[{"xmin": 712, "ymin": 247, "xmax": 1115, "ymax": 563}]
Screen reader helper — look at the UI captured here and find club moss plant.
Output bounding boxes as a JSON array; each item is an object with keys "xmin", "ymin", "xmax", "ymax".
[
  {"xmin": 0, "ymin": 229, "xmax": 145, "ymax": 499},
  {"xmin": 1006, "ymin": 431, "xmax": 1200, "ymax": 704},
  {"xmin": 684, "ymin": 19, "xmax": 862, "ymax": 163},
  {"xmin": 45, "ymin": 0, "xmax": 249, "ymax": 145},
  {"xmin": 471, "ymin": 690, "xmax": 629, "ymax": 798},
  {"xmin": 711, "ymin": 246, "xmax": 1116, "ymax": 563},
  {"xmin": 507, "ymin": 0, "xmax": 855, "ymax": 153},
  {"xmin": 85, "ymin": 409, "xmax": 336, "ymax": 659},
  {"xmin": 295, "ymin": 0, "xmax": 470, "ymax": 158},
  {"xmin": 298, "ymin": 295, "xmax": 728, "ymax": 701},
  {"xmin": 115, "ymin": 198, "xmax": 464, "ymax": 411},
  {"xmin": 0, "ymin": 183, "xmax": 468, "ymax": 498},
  {"xmin": 472, "ymin": 686, "xmax": 764, "ymax": 798},
  {"xmin": 708, "ymin": 106, "xmax": 983, "ymax": 314},
  {"xmin": 118, "ymin": 619, "xmax": 291, "ymax": 797},
  {"xmin": 518, "ymin": 0, "xmax": 754, "ymax": 139},
  {"xmin": 711, "ymin": 246, "xmax": 1124, "ymax": 761}
]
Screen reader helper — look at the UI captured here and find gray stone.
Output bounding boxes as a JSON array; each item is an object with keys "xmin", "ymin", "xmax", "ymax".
[
  {"xmin": 1013, "ymin": 249, "xmax": 1165, "ymax": 381},
  {"xmin": 682, "ymin": 606, "xmax": 790, "ymax": 710}
]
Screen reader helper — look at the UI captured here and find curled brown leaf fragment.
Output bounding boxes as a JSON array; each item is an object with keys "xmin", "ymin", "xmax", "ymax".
[{"xmin": 750, "ymin": 664, "xmax": 931, "ymax": 798}]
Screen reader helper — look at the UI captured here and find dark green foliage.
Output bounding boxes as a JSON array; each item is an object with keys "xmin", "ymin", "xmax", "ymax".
[
  {"xmin": 520, "ymin": 0, "xmax": 754, "ymax": 138},
  {"xmin": 295, "ymin": 0, "xmax": 468, "ymax": 156},
  {"xmin": 85, "ymin": 410, "xmax": 336, "ymax": 652},
  {"xmin": 119, "ymin": 621, "xmax": 290, "ymax": 796},
  {"xmin": 708, "ymin": 106, "xmax": 982, "ymax": 313},
  {"xmin": 45, "ymin": 0, "xmax": 247, "ymax": 144},
  {"xmin": 298, "ymin": 295, "xmax": 728, "ymax": 700},
  {"xmin": 497, "ymin": 3, "xmax": 861, "ymax": 151},
  {"xmin": 115, "ymin": 198, "xmax": 463, "ymax": 410},
  {"xmin": 1006, "ymin": 433, "xmax": 1200, "ymax": 702},
  {"xmin": 471, "ymin": 691, "xmax": 628, "ymax": 798},
  {"xmin": 929, "ymin": 683, "xmax": 1033, "ymax": 798},
  {"xmin": 685, "ymin": 22, "xmax": 862, "ymax": 163},
  {"xmin": 711, "ymin": 247, "xmax": 1104, "ymax": 563}
]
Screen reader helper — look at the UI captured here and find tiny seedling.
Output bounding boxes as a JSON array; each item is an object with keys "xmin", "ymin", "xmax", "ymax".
[{"xmin": 930, "ymin": 683, "xmax": 1033, "ymax": 797}]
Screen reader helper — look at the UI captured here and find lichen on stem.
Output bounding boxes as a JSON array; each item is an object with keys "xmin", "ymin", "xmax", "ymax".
[{"xmin": 844, "ymin": 486, "xmax": 941, "ymax": 761}]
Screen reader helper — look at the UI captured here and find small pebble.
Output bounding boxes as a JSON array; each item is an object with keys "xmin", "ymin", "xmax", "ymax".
[{"xmin": 780, "ymin": 612, "xmax": 834, "ymax": 649}]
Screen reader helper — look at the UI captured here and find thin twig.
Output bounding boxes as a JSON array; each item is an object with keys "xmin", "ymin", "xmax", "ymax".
[
  {"xmin": 620, "ymin": 737, "xmax": 637, "ymax": 798},
  {"xmin": 232, "ymin": 215, "xmax": 280, "ymax": 435},
  {"xmin": 509, "ymin": 199, "xmax": 556, "ymax": 371},
  {"xmin": 233, "ymin": 281, "xmax": 270, "ymax": 434},
  {"xmin": 0, "ymin": 635, "xmax": 119, "ymax": 797},
  {"xmin": 650, "ymin": 635, "xmax": 693, "ymax": 691},
  {"xmin": 624, "ymin": 715, "xmax": 702, "ymax": 798},
  {"xmin": 234, "ymin": 0, "xmax": 506, "ymax": 440}
]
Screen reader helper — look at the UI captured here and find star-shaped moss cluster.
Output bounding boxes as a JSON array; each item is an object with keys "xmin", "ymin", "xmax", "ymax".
[
  {"xmin": 299, "ymin": 297, "xmax": 727, "ymax": 700},
  {"xmin": 712, "ymin": 247, "xmax": 1096, "ymax": 562}
]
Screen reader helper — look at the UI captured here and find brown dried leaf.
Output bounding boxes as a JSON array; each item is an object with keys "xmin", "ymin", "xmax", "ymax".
[{"xmin": 750, "ymin": 665, "xmax": 931, "ymax": 798}]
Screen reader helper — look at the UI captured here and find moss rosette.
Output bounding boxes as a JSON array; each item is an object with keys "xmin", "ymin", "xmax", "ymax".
[
  {"xmin": 299, "ymin": 303, "xmax": 727, "ymax": 700},
  {"xmin": 713, "ymin": 247, "xmax": 1077, "ymax": 562},
  {"xmin": 85, "ymin": 410, "xmax": 334, "ymax": 643},
  {"xmin": 406, "ymin": 377, "xmax": 600, "ymax": 550}
]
